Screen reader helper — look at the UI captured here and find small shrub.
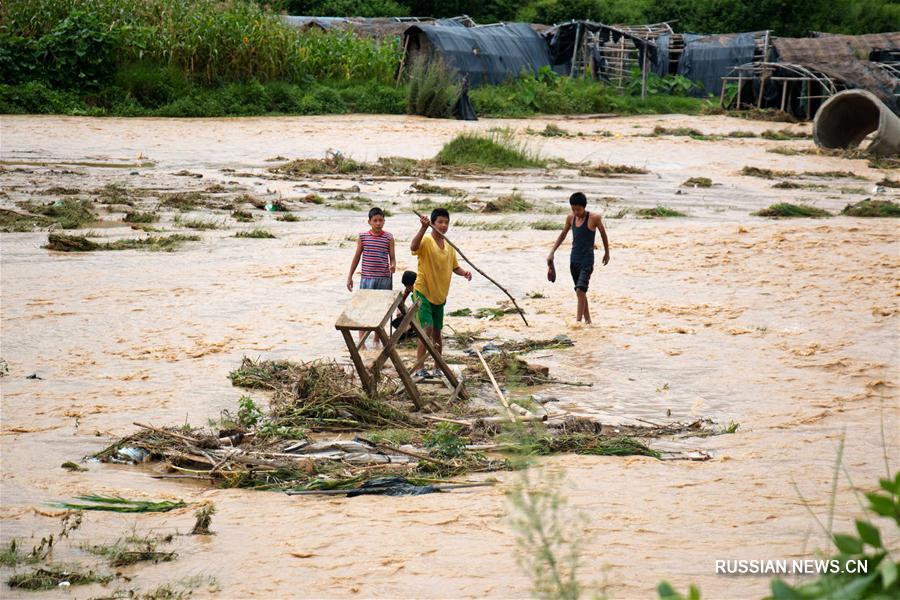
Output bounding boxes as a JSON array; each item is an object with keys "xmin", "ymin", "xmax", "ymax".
[
  {"xmin": 406, "ymin": 56, "xmax": 459, "ymax": 119},
  {"xmin": 530, "ymin": 219, "xmax": 561, "ymax": 230},
  {"xmin": 123, "ymin": 211, "xmax": 158, "ymax": 223},
  {"xmin": 682, "ymin": 177, "xmax": 712, "ymax": 188},
  {"xmin": 423, "ymin": 423, "xmax": 465, "ymax": 459}
]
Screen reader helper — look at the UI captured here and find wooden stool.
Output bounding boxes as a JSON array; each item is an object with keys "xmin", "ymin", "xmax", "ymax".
[{"xmin": 335, "ymin": 289, "xmax": 466, "ymax": 410}]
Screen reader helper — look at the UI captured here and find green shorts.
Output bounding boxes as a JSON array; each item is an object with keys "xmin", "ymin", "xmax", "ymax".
[{"xmin": 415, "ymin": 291, "xmax": 445, "ymax": 331}]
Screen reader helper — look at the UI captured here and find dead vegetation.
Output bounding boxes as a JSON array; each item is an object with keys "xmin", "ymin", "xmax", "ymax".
[
  {"xmin": 579, "ymin": 163, "xmax": 649, "ymax": 177},
  {"xmin": 841, "ymin": 199, "xmax": 900, "ymax": 217}
]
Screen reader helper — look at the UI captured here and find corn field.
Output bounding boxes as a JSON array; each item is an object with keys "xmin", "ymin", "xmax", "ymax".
[{"xmin": 1, "ymin": 0, "xmax": 401, "ymax": 85}]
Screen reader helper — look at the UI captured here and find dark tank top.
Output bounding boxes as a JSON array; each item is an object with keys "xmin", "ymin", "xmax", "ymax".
[{"xmin": 571, "ymin": 212, "xmax": 595, "ymax": 265}]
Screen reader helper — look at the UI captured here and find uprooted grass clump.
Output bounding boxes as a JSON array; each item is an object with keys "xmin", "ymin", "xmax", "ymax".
[
  {"xmin": 681, "ymin": 177, "xmax": 712, "ymax": 188},
  {"xmin": 45, "ymin": 233, "xmax": 200, "ymax": 252},
  {"xmin": 579, "ymin": 162, "xmax": 649, "ymax": 177},
  {"xmin": 635, "ymin": 205, "xmax": 687, "ymax": 218},
  {"xmin": 753, "ymin": 203, "xmax": 832, "ymax": 218},
  {"xmin": 270, "ymin": 151, "xmax": 425, "ymax": 179},
  {"xmin": 841, "ymin": 199, "xmax": 900, "ymax": 217},
  {"xmin": 191, "ymin": 504, "xmax": 216, "ymax": 535},
  {"xmin": 123, "ymin": 211, "xmax": 159, "ymax": 223},
  {"xmin": 82, "ymin": 533, "xmax": 176, "ymax": 567},
  {"xmin": 7, "ymin": 565, "xmax": 111, "ymax": 591},
  {"xmin": 409, "ymin": 182, "xmax": 465, "ymax": 196},
  {"xmin": 483, "ymin": 192, "xmax": 532, "ymax": 213},
  {"xmin": 0, "ymin": 208, "xmax": 53, "ymax": 232}
]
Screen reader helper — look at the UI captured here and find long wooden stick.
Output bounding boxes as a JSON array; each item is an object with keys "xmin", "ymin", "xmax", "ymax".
[
  {"xmin": 473, "ymin": 347, "xmax": 517, "ymax": 422},
  {"xmin": 285, "ymin": 482, "xmax": 494, "ymax": 496},
  {"xmin": 413, "ymin": 210, "xmax": 529, "ymax": 326}
]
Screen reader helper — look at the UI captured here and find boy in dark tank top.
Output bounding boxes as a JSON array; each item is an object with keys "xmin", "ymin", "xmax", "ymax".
[{"xmin": 546, "ymin": 192, "xmax": 609, "ymax": 324}]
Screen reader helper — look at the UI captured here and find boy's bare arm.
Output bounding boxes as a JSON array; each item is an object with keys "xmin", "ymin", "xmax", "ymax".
[
  {"xmin": 389, "ymin": 236, "xmax": 396, "ymax": 272},
  {"xmin": 594, "ymin": 213, "xmax": 610, "ymax": 265},
  {"xmin": 546, "ymin": 215, "xmax": 573, "ymax": 263},
  {"xmin": 453, "ymin": 265, "xmax": 472, "ymax": 281},
  {"xmin": 410, "ymin": 214, "xmax": 429, "ymax": 252},
  {"xmin": 346, "ymin": 238, "xmax": 363, "ymax": 291}
]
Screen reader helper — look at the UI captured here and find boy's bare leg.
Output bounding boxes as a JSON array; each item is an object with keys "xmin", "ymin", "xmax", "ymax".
[
  {"xmin": 583, "ymin": 293, "xmax": 592, "ymax": 324},
  {"xmin": 413, "ymin": 327, "xmax": 433, "ymax": 372},
  {"xmin": 575, "ymin": 290, "xmax": 585, "ymax": 322}
]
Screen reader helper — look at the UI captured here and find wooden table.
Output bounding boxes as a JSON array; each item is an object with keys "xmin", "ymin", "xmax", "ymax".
[{"xmin": 334, "ymin": 289, "xmax": 466, "ymax": 410}]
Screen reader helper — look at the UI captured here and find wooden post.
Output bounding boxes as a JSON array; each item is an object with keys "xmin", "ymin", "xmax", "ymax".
[
  {"xmin": 641, "ymin": 43, "xmax": 649, "ymax": 99},
  {"xmin": 474, "ymin": 347, "xmax": 516, "ymax": 422},
  {"xmin": 569, "ymin": 23, "xmax": 581, "ymax": 77}
]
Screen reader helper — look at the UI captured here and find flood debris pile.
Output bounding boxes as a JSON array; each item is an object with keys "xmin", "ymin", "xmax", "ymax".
[{"xmin": 88, "ymin": 342, "xmax": 733, "ymax": 495}]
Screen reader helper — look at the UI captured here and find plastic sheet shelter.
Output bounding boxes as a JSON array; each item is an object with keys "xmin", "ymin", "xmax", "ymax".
[
  {"xmin": 773, "ymin": 33, "xmax": 900, "ymax": 112},
  {"xmin": 403, "ymin": 23, "xmax": 553, "ymax": 86},
  {"xmin": 676, "ymin": 32, "xmax": 759, "ymax": 96},
  {"xmin": 544, "ymin": 21, "xmax": 659, "ymax": 79}
]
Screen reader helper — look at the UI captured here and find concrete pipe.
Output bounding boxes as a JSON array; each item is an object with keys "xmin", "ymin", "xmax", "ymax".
[{"xmin": 814, "ymin": 89, "xmax": 900, "ymax": 156}]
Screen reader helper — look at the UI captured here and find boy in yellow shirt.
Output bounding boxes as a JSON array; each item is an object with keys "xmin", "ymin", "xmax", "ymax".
[{"xmin": 410, "ymin": 208, "xmax": 472, "ymax": 377}]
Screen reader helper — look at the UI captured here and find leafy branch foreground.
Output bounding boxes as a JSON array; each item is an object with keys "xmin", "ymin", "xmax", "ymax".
[{"xmin": 88, "ymin": 350, "xmax": 732, "ymax": 493}]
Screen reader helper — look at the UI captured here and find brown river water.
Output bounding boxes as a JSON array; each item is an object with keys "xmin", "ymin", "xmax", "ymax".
[{"xmin": 1, "ymin": 114, "xmax": 898, "ymax": 599}]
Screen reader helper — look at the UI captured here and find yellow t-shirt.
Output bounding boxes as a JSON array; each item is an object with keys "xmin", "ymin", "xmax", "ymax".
[{"xmin": 412, "ymin": 235, "xmax": 459, "ymax": 305}]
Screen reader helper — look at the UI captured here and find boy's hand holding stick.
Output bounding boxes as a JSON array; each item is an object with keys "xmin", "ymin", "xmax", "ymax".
[{"xmin": 412, "ymin": 210, "xmax": 529, "ymax": 327}]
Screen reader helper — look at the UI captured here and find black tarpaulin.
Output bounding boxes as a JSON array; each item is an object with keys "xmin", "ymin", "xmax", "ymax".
[
  {"xmin": 404, "ymin": 23, "xmax": 552, "ymax": 87},
  {"xmin": 677, "ymin": 32, "xmax": 758, "ymax": 96}
]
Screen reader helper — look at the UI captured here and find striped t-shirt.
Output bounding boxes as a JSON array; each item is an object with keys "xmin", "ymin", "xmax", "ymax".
[{"xmin": 360, "ymin": 230, "xmax": 393, "ymax": 278}]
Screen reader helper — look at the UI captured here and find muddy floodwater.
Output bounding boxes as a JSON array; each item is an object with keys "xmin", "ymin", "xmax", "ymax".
[{"xmin": 1, "ymin": 113, "xmax": 898, "ymax": 599}]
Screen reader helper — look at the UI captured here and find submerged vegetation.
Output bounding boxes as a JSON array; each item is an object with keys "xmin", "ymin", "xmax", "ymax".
[
  {"xmin": 435, "ymin": 131, "xmax": 546, "ymax": 169},
  {"xmin": 753, "ymin": 203, "xmax": 832, "ymax": 218},
  {"xmin": 45, "ymin": 233, "xmax": 200, "ymax": 252}
]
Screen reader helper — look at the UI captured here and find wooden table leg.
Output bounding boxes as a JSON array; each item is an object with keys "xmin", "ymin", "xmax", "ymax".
[
  {"xmin": 341, "ymin": 328, "xmax": 375, "ymax": 397},
  {"xmin": 374, "ymin": 327, "xmax": 423, "ymax": 410},
  {"xmin": 372, "ymin": 298, "xmax": 419, "ymax": 374}
]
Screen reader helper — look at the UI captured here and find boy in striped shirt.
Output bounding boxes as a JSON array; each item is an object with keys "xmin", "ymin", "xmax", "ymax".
[{"xmin": 347, "ymin": 207, "xmax": 396, "ymax": 347}]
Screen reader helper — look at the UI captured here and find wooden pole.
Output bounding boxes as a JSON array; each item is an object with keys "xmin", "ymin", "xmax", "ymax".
[
  {"xmin": 473, "ymin": 347, "xmax": 516, "ymax": 422},
  {"xmin": 412, "ymin": 210, "xmax": 528, "ymax": 326},
  {"xmin": 641, "ymin": 44, "xmax": 649, "ymax": 99}
]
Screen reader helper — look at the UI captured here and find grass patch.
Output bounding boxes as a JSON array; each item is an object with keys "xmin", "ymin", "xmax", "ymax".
[
  {"xmin": 7, "ymin": 565, "xmax": 111, "ymax": 591},
  {"xmin": 726, "ymin": 130, "xmax": 757, "ymax": 138},
  {"xmin": 682, "ymin": 177, "xmax": 712, "ymax": 188},
  {"xmin": 0, "ymin": 208, "xmax": 53, "ymax": 232},
  {"xmin": 740, "ymin": 166, "xmax": 793, "ymax": 179},
  {"xmin": 753, "ymin": 203, "xmax": 831, "ymax": 218},
  {"xmin": 61, "ymin": 461, "xmax": 87, "ymax": 472},
  {"xmin": 234, "ymin": 229, "xmax": 276, "ymax": 239},
  {"xmin": 19, "ymin": 198, "xmax": 95, "ymax": 229},
  {"xmin": 635, "ymin": 206, "xmax": 687, "ymax": 218},
  {"xmin": 435, "ymin": 131, "xmax": 545, "ymax": 170},
  {"xmin": 534, "ymin": 123, "xmax": 570, "ymax": 137},
  {"xmin": 95, "ymin": 184, "xmax": 137, "ymax": 205},
  {"xmin": 406, "ymin": 56, "xmax": 459, "ymax": 119},
  {"xmin": 411, "ymin": 197, "xmax": 474, "ymax": 214},
  {"xmin": 454, "ymin": 219, "xmax": 524, "ymax": 231},
  {"xmin": 772, "ymin": 181, "xmax": 826, "ymax": 190},
  {"xmin": 841, "ymin": 199, "xmax": 900, "ymax": 217},
  {"xmin": 270, "ymin": 152, "xmax": 424, "ymax": 178},
  {"xmin": 530, "ymin": 219, "xmax": 561, "ymax": 231},
  {"xmin": 410, "ymin": 182, "xmax": 465, "ymax": 196},
  {"xmin": 45, "ymin": 233, "xmax": 199, "ymax": 252},
  {"xmin": 276, "ymin": 213, "xmax": 302, "ymax": 222},
  {"xmin": 761, "ymin": 129, "xmax": 810, "ymax": 140},
  {"xmin": 160, "ymin": 191, "xmax": 205, "ymax": 210},
  {"xmin": 123, "ymin": 211, "xmax": 158, "ymax": 223},
  {"xmin": 652, "ymin": 125, "xmax": 717, "ymax": 140},
  {"xmin": 768, "ymin": 146, "xmax": 803, "ymax": 156},
  {"xmin": 579, "ymin": 162, "xmax": 649, "ymax": 177},
  {"xmin": 483, "ymin": 192, "xmax": 532, "ymax": 213},
  {"xmin": 231, "ymin": 210, "xmax": 253, "ymax": 222},
  {"xmin": 176, "ymin": 217, "xmax": 220, "ymax": 230},
  {"xmin": 869, "ymin": 156, "xmax": 900, "ymax": 170},
  {"xmin": 365, "ymin": 428, "xmax": 415, "ymax": 447}
]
